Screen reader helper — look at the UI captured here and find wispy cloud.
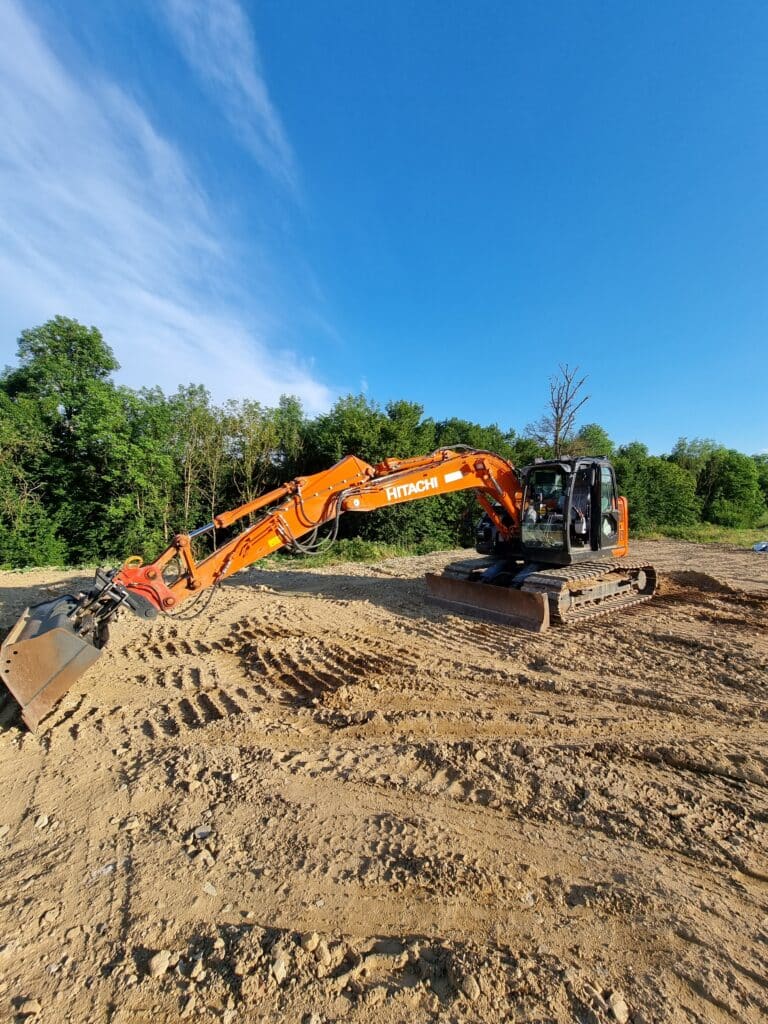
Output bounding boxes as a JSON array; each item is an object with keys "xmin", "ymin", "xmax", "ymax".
[
  {"xmin": 160, "ymin": 0, "xmax": 296, "ymax": 189},
  {"xmin": 0, "ymin": 0, "xmax": 330, "ymax": 410}
]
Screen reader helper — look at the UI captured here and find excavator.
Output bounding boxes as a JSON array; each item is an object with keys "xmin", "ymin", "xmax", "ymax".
[{"xmin": 0, "ymin": 447, "xmax": 656, "ymax": 731}]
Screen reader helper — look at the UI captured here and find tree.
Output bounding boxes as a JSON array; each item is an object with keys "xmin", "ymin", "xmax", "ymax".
[
  {"xmin": 382, "ymin": 400, "xmax": 434, "ymax": 457},
  {"xmin": 3, "ymin": 316, "xmax": 119, "ymax": 427},
  {"xmin": 613, "ymin": 443, "xmax": 652, "ymax": 528},
  {"xmin": 1, "ymin": 317, "xmax": 129, "ymax": 562},
  {"xmin": 574, "ymin": 422, "xmax": 615, "ymax": 457},
  {"xmin": 0, "ymin": 391, "xmax": 65, "ymax": 566},
  {"xmin": 668, "ymin": 438, "xmax": 722, "ymax": 480},
  {"xmin": 167, "ymin": 385, "xmax": 213, "ymax": 531},
  {"xmin": 224, "ymin": 399, "xmax": 279, "ymax": 508},
  {"xmin": 697, "ymin": 449, "xmax": 766, "ymax": 527},
  {"xmin": 644, "ymin": 458, "xmax": 700, "ymax": 528},
  {"xmin": 526, "ymin": 364, "xmax": 589, "ymax": 457},
  {"xmin": 753, "ymin": 454, "xmax": 768, "ymax": 509},
  {"xmin": 273, "ymin": 395, "xmax": 306, "ymax": 479},
  {"xmin": 614, "ymin": 443, "xmax": 699, "ymax": 530},
  {"xmin": 430, "ymin": 418, "xmax": 520, "ymax": 545},
  {"xmin": 108, "ymin": 387, "xmax": 178, "ymax": 557},
  {"xmin": 198, "ymin": 403, "xmax": 228, "ymax": 535},
  {"xmin": 305, "ymin": 394, "xmax": 387, "ymax": 468}
]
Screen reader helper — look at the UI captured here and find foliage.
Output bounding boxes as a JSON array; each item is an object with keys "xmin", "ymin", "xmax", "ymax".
[
  {"xmin": 574, "ymin": 422, "xmax": 615, "ymax": 457},
  {"xmin": 0, "ymin": 317, "xmax": 766, "ymax": 567},
  {"xmin": 634, "ymin": 521, "xmax": 768, "ymax": 546},
  {"xmin": 696, "ymin": 449, "xmax": 765, "ymax": 528},
  {"xmin": 755, "ymin": 454, "xmax": 768, "ymax": 507},
  {"xmin": 266, "ymin": 537, "xmax": 442, "ymax": 569},
  {"xmin": 614, "ymin": 443, "xmax": 700, "ymax": 530},
  {"xmin": 668, "ymin": 437, "xmax": 722, "ymax": 479}
]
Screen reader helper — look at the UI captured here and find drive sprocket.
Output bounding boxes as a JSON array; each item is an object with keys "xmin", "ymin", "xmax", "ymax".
[{"xmin": 521, "ymin": 559, "xmax": 657, "ymax": 624}]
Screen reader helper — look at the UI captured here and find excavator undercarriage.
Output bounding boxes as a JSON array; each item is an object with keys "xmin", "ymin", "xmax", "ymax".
[
  {"xmin": 1, "ymin": 448, "xmax": 658, "ymax": 731},
  {"xmin": 426, "ymin": 556, "xmax": 656, "ymax": 630},
  {"xmin": 522, "ymin": 559, "xmax": 657, "ymax": 624}
]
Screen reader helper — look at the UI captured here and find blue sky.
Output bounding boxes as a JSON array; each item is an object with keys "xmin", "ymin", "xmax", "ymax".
[{"xmin": 0, "ymin": 1, "xmax": 765, "ymax": 454}]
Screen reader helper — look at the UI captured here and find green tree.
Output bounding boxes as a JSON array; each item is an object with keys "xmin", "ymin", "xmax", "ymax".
[
  {"xmin": 305, "ymin": 394, "xmax": 387, "ymax": 468},
  {"xmin": 433, "ymin": 417, "xmax": 517, "ymax": 460},
  {"xmin": 101, "ymin": 387, "xmax": 179, "ymax": 559},
  {"xmin": 614, "ymin": 442, "xmax": 699, "ymax": 530},
  {"xmin": 644, "ymin": 458, "xmax": 700, "ymax": 527},
  {"xmin": 224, "ymin": 399, "xmax": 279, "ymax": 507},
  {"xmin": 613, "ymin": 443, "xmax": 651, "ymax": 528},
  {"xmin": 2, "ymin": 315, "xmax": 119, "ymax": 423},
  {"xmin": 273, "ymin": 395, "xmax": 307, "ymax": 480},
  {"xmin": 668, "ymin": 437, "xmax": 722, "ymax": 479},
  {"xmin": 382, "ymin": 400, "xmax": 435, "ymax": 457},
  {"xmin": 429, "ymin": 418, "xmax": 520, "ymax": 545},
  {"xmin": 166, "ymin": 385, "xmax": 214, "ymax": 532},
  {"xmin": 574, "ymin": 422, "xmax": 615, "ymax": 457},
  {"xmin": 753, "ymin": 454, "xmax": 768, "ymax": 508},
  {"xmin": 1, "ymin": 317, "xmax": 129, "ymax": 562},
  {"xmin": 697, "ymin": 449, "xmax": 766, "ymax": 527},
  {"xmin": 0, "ymin": 392, "xmax": 65, "ymax": 566}
]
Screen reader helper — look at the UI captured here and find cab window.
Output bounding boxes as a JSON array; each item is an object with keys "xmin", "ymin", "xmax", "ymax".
[
  {"xmin": 522, "ymin": 468, "xmax": 567, "ymax": 550},
  {"xmin": 570, "ymin": 466, "xmax": 591, "ymax": 546},
  {"xmin": 600, "ymin": 466, "xmax": 618, "ymax": 544}
]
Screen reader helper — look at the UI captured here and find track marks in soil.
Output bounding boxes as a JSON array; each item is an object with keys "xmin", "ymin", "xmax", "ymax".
[
  {"xmin": 267, "ymin": 734, "xmax": 768, "ymax": 877},
  {"xmin": 2, "ymin": 544, "xmax": 767, "ymax": 1024}
]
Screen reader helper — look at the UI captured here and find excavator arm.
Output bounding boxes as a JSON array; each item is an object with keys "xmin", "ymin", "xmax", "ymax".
[
  {"xmin": 115, "ymin": 448, "xmax": 523, "ymax": 613},
  {"xmin": 1, "ymin": 448, "xmax": 530, "ymax": 729}
]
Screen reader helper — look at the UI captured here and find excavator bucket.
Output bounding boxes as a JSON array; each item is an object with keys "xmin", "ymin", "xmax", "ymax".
[
  {"xmin": 425, "ymin": 573, "xmax": 550, "ymax": 632},
  {"xmin": 0, "ymin": 599, "xmax": 102, "ymax": 732}
]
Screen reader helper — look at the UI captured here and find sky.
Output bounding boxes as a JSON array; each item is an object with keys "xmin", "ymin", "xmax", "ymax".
[{"xmin": 0, "ymin": 0, "xmax": 766, "ymax": 454}]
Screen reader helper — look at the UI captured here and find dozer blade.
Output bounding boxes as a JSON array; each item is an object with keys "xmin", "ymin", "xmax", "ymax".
[
  {"xmin": 425, "ymin": 573, "xmax": 550, "ymax": 632},
  {"xmin": 0, "ymin": 599, "xmax": 102, "ymax": 732}
]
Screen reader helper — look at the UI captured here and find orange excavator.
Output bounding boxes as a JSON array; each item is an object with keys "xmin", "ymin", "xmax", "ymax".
[{"xmin": 1, "ymin": 447, "xmax": 656, "ymax": 730}]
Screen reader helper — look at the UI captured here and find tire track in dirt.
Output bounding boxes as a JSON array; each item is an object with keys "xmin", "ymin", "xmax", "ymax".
[{"xmin": 1, "ymin": 540, "xmax": 767, "ymax": 1022}]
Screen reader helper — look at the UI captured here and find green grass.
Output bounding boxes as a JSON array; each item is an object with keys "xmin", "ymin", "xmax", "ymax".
[
  {"xmin": 0, "ymin": 561, "xmax": 100, "ymax": 573},
  {"xmin": 5, "ymin": 517, "xmax": 766, "ymax": 575},
  {"xmin": 261, "ymin": 536, "xmax": 454, "ymax": 569},
  {"xmin": 635, "ymin": 521, "xmax": 768, "ymax": 546}
]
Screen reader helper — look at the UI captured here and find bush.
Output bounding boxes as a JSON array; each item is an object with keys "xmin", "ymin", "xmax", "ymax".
[
  {"xmin": 0, "ymin": 501, "xmax": 67, "ymax": 568},
  {"xmin": 697, "ymin": 449, "xmax": 766, "ymax": 528},
  {"xmin": 614, "ymin": 444, "xmax": 699, "ymax": 530}
]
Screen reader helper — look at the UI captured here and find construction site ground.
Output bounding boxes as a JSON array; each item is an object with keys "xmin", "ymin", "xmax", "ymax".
[{"xmin": 0, "ymin": 538, "xmax": 766, "ymax": 1024}]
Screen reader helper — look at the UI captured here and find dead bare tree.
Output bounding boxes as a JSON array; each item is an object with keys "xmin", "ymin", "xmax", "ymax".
[{"xmin": 526, "ymin": 364, "xmax": 590, "ymax": 457}]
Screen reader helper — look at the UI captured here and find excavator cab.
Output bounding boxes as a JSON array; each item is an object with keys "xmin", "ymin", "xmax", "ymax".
[{"xmin": 520, "ymin": 458, "xmax": 624, "ymax": 564}]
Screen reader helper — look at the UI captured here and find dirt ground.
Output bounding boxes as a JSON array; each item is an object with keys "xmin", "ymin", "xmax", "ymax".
[{"xmin": 0, "ymin": 539, "xmax": 766, "ymax": 1024}]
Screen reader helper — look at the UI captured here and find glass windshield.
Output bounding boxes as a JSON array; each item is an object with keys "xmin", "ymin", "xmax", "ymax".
[{"xmin": 522, "ymin": 467, "xmax": 567, "ymax": 550}]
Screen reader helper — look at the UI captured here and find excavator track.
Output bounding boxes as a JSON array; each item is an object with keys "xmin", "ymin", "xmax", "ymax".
[{"xmin": 521, "ymin": 559, "xmax": 657, "ymax": 625}]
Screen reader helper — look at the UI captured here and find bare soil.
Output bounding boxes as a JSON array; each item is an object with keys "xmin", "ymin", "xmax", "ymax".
[{"xmin": 0, "ymin": 539, "xmax": 766, "ymax": 1024}]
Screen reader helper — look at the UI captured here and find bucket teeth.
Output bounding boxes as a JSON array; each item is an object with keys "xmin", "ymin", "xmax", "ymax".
[{"xmin": 0, "ymin": 599, "xmax": 102, "ymax": 731}]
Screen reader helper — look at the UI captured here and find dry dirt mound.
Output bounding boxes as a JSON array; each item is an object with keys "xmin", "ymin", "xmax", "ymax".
[{"xmin": 0, "ymin": 539, "xmax": 766, "ymax": 1023}]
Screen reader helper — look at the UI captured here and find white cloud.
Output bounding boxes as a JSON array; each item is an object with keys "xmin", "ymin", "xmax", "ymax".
[
  {"xmin": 0, "ymin": 0, "xmax": 331, "ymax": 411},
  {"xmin": 160, "ymin": 0, "xmax": 296, "ymax": 188}
]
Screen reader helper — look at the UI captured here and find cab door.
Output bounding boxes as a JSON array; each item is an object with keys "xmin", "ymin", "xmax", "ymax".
[{"xmin": 598, "ymin": 464, "xmax": 619, "ymax": 549}]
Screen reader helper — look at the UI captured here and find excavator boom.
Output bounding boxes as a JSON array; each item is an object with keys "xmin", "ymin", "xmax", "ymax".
[
  {"xmin": 1, "ymin": 447, "xmax": 540, "ymax": 729},
  {"xmin": 110, "ymin": 448, "xmax": 523, "ymax": 614}
]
